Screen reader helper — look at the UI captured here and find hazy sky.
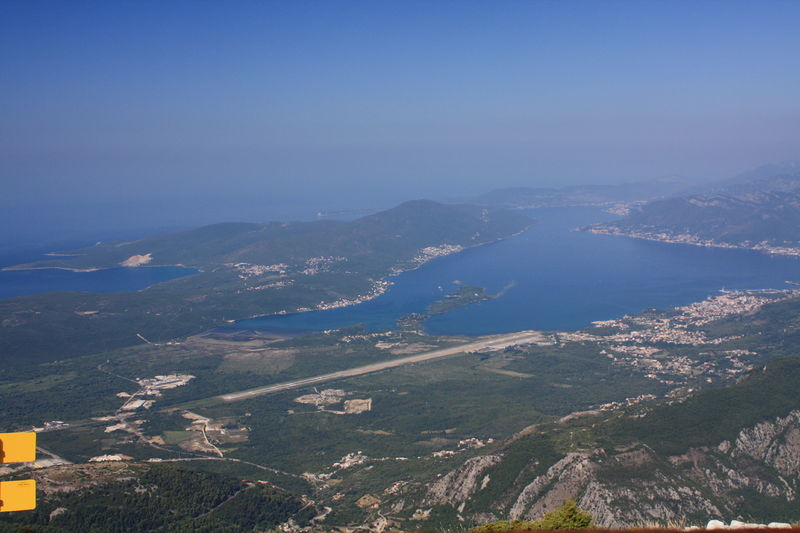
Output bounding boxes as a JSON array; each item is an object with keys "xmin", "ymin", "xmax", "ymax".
[{"xmin": 2, "ymin": 0, "xmax": 800, "ymax": 240}]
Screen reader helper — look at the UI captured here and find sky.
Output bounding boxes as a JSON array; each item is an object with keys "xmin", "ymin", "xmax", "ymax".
[{"xmin": 2, "ymin": 0, "xmax": 800, "ymax": 242}]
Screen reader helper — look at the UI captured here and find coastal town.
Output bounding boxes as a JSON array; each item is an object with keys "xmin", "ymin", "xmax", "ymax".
[
  {"xmin": 586, "ymin": 225, "xmax": 800, "ymax": 257},
  {"xmin": 561, "ymin": 290, "xmax": 800, "ymax": 403},
  {"xmin": 225, "ymin": 244, "xmax": 468, "ymax": 315}
]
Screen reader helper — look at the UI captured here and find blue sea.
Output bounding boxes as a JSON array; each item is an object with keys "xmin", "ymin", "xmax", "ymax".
[
  {"xmin": 234, "ymin": 207, "xmax": 800, "ymax": 335},
  {"xmin": 0, "ymin": 245, "xmax": 194, "ymax": 299},
  {"xmin": 3, "ymin": 207, "xmax": 800, "ymax": 334}
]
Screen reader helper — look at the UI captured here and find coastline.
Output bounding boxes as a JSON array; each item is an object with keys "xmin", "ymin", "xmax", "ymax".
[
  {"xmin": 2, "ymin": 265, "xmax": 103, "ymax": 273},
  {"xmin": 2, "ymin": 263, "xmax": 197, "ymax": 273},
  {"xmin": 585, "ymin": 226, "xmax": 800, "ymax": 258},
  {"xmin": 235, "ymin": 222, "xmax": 536, "ymax": 323},
  {"xmin": 3, "ymin": 222, "xmax": 536, "ymax": 333}
]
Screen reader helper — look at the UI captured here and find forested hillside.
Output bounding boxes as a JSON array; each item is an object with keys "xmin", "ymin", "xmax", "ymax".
[
  {"xmin": 0, "ymin": 201, "xmax": 530, "ymax": 367},
  {"xmin": 0, "ymin": 463, "xmax": 316, "ymax": 532}
]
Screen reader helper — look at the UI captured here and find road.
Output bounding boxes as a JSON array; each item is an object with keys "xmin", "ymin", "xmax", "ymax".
[{"xmin": 217, "ymin": 330, "xmax": 548, "ymax": 403}]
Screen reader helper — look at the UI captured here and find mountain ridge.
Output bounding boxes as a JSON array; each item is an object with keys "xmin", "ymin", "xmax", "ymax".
[
  {"xmin": 460, "ymin": 176, "xmax": 698, "ymax": 210},
  {"xmin": 0, "ymin": 200, "xmax": 532, "ymax": 366},
  {"xmin": 9, "ymin": 200, "xmax": 529, "ymax": 272},
  {"xmin": 585, "ymin": 164, "xmax": 800, "ymax": 255}
]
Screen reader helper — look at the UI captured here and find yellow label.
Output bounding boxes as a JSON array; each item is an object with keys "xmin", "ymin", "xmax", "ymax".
[
  {"xmin": 0, "ymin": 433, "xmax": 36, "ymax": 463},
  {"xmin": 0, "ymin": 480, "xmax": 36, "ymax": 512}
]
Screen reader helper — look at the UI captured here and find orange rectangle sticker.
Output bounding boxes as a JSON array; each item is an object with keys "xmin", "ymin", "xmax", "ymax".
[
  {"xmin": 0, "ymin": 480, "xmax": 36, "ymax": 512},
  {"xmin": 0, "ymin": 433, "xmax": 36, "ymax": 464}
]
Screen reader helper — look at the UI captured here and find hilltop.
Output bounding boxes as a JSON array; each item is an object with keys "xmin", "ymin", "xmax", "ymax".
[{"xmin": 9, "ymin": 200, "xmax": 528, "ymax": 273}]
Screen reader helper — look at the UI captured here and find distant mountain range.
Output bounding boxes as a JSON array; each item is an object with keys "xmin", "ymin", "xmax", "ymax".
[
  {"xmin": 9, "ymin": 200, "xmax": 529, "ymax": 273},
  {"xmin": 586, "ymin": 163, "xmax": 800, "ymax": 254},
  {"xmin": 710, "ymin": 162, "xmax": 800, "ymax": 196},
  {"xmin": 463, "ymin": 176, "xmax": 698, "ymax": 209}
]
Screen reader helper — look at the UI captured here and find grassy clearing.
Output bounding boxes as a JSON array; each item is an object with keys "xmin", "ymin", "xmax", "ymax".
[{"xmin": 163, "ymin": 430, "xmax": 193, "ymax": 445}]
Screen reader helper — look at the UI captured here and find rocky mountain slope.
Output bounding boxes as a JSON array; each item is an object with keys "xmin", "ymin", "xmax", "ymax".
[
  {"xmin": 505, "ymin": 411, "xmax": 800, "ymax": 528},
  {"xmin": 418, "ymin": 357, "xmax": 800, "ymax": 528}
]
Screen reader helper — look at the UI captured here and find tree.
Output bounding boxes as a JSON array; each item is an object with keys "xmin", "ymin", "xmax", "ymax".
[
  {"xmin": 472, "ymin": 500, "xmax": 594, "ymax": 531},
  {"xmin": 537, "ymin": 500, "xmax": 594, "ymax": 530}
]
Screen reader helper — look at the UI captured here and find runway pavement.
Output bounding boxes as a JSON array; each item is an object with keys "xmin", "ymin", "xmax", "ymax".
[{"xmin": 217, "ymin": 330, "xmax": 547, "ymax": 403}]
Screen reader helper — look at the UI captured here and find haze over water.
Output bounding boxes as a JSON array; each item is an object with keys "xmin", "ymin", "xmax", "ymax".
[
  {"xmin": 5, "ymin": 2, "xmax": 800, "ymax": 241},
  {"xmin": 235, "ymin": 207, "xmax": 800, "ymax": 334}
]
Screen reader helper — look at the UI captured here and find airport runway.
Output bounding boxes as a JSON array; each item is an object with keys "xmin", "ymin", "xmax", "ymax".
[{"xmin": 217, "ymin": 330, "xmax": 547, "ymax": 403}]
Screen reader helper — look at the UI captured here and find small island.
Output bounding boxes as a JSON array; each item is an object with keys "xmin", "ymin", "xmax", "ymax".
[
  {"xmin": 427, "ymin": 285, "xmax": 495, "ymax": 314},
  {"xmin": 397, "ymin": 285, "xmax": 496, "ymax": 331}
]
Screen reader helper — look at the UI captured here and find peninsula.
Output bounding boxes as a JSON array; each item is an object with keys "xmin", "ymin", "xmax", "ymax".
[{"xmin": 0, "ymin": 201, "xmax": 532, "ymax": 367}]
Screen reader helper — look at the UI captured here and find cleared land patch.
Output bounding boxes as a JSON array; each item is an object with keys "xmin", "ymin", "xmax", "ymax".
[{"xmin": 216, "ymin": 348, "xmax": 296, "ymax": 375}]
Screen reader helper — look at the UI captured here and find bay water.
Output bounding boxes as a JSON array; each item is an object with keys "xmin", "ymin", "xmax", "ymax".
[{"xmin": 235, "ymin": 207, "xmax": 800, "ymax": 335}]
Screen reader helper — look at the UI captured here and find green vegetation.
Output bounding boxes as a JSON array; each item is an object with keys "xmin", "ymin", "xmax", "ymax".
[
  {"xmin": 15, "ymin": 201, "xmax": 530, "ymax": 272},
  {"xmin": 397, "ymin": 285, "xmax": 496, "ymax": 331},
  {"xmin": 0, "ymin": 356, "xmax": 128, "ymax": 428},
  {"xmin": 0, "ymin": 463, "xmax": 315, "ymax": 533},
  {"xmin": 457, "ymin": 354, "xmax": 800, "ymax": 528},
  {"xmin": 0, "ymin": 201, "xmax": 531, "ymax": 368},
  {"xmin": 473, "ymin": 500, "xmax": 594, "ymax": 531},
  {"xmin": 3, "ymin": 254, "xmax": 800, "ymax": 529},
  {"xmin": 157, "ymin": 337, "xmax": 659, "ymax": 474},
  {"xmin": 0, "ymin": 326, "xmax": 458, "ymax": 430},
  {"xmin": 466, "ymin": 432, "xmax": 562, "ymax": 514},
  {"xmin": 599, "ymin": 356, "xmax": 800, "ymax": 455},
  {"xmin": 427, "ymin": 285, "xmax": 494, "ymax": 314},
  {"xmin": 17, "ymin": 321, "xmax": 665, "ymax": 494}
]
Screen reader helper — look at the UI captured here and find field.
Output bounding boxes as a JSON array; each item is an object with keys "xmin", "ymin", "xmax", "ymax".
[{"xmin": 5, "ymin": 290, "xmax": 800, "ymax": 529}]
